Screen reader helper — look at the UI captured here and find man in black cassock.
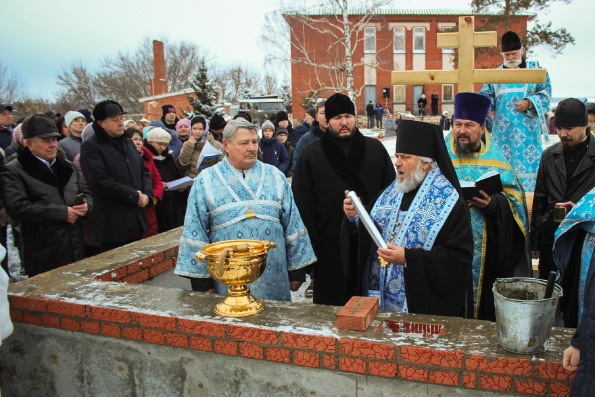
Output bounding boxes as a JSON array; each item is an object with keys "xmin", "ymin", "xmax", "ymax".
[
  {"xmin": 343, "ymin": 120, "xmax": 473, "ymax": 317},
  {"xmin": 292, "ymin": 93, "xmax": 395, "ymax": 306},
  {"xmin": 531, "ymin": 99, "xmax": 595, "ymax": 285},
  {"xmin": 447, "ymin": 92, "xmax": 531, "ymax": 321}
]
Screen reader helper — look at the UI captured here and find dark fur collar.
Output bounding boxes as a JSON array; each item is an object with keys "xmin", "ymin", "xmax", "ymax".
[
  {"xmin": 320, "ymin": 128, "xmax": 370, "ymax": 204},
  {"xmin": 17, "ymin": 147, "xmax": 72, "ymax": 190}
]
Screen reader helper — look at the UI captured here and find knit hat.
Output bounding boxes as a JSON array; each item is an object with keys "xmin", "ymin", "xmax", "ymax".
[
  {"xmin": 276, "ymin": 111, "xmax": 289, "ymax": 123},
  {"xmin": 306, "ymin": 108, "xmax": 316, "ymax": 118},
  {"xmin": 210, "ymin": 113, "xmax": 226, "ymax": 130},
  {"xmin": 176, "ymin": 119, "xmax": 191, "ymax": 130},
  {"xmin": 65, "ymin": 111, "xmax": 86, "ymax": 129},
  {"xmin": 585, "ymin": 102, "xmax": 595, "ymax": 115},
  {"xmin": 276, "ymin": 127, "xmax": 288, "ymax": 136},
  {"xmin": 501, "ymin": 31, "xmax": 521, "ymax": 52},
  {"xmin": 325, "ymin": 93, "xmax": 355, "ymax": 122},
  {"xmin": 146, "ymin": 127, "xmax": 172, "ymax": 144},
  {"xmin": 161, "ymin": 104, "xmax": 175, "ymax": 117},
  {"xmin": 93, "ymin": 100, "xmax": 125, "ymax": 121},
  {"xmin": 555, "ymin": 98, "xmax": 588, "ymax": 128},
  {"xmin": 21, "ymin": 114, "xmax": 62, "ymax": 139},
  {"xmin": 261, "ymin": 120, "xmax": 275, "ymax": 132},
  {"xmin": 77, "ymin": 108, "xmax": 93, "ymax": 123},
  {"xmin": 453, "ymin": 93, "xmax": 492, "ymax": 126},
  {"xmin": 124, "ymin": 119, "xmax": 137, "ymax": 129},
  {"xmin": 82, "ymin": 123, "xmax": 95, "ymax": 141}
]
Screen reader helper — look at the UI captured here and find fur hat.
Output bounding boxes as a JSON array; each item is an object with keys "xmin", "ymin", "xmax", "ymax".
[
  {"xmin": 146, "ymin": 127, "xmax": 172, "ymax": 144},
  {"xmin": 93, "ymin": 100, "xmax": 125, "ymax": 121},
  {"xmin": 21, "ymin": 114, "xmax": 61, "ymax": 139},
  {"xmin": 325, "ymin": 93, "xmax": 355, "ymax": 122}
]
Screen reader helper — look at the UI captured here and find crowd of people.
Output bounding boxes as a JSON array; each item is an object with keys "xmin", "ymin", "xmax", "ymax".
[{"xmin": 0, "ymin": 28, "xmax": 594, "ymax": 394}]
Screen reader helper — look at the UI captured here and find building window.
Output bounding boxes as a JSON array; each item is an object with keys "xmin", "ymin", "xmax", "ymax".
[
  {"xmin": 413, "ymin": 27, "xmax": 425, "ymax": 52},
  {"xmin": 393, "ymin": 27, "xmax": 405, "ymax": 53},
  {"xmin": 393, "ymin": 85, "xmax": 405, "ymax": 103},
  {"xmin": 364, "ymin": 27, "xmax": 376, "ymax": 53},
  {"xmin": 441, "ymin": 26, "xmax": 455, "ymax": 54},
  {"xmin": 442, "ymin": 84, "xmax": 454, "ymax": 102}
]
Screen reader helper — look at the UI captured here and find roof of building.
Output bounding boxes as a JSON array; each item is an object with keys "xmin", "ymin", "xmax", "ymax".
[{"xmin": 291, "ymin": 8, "xmax": 535, "ymax": 17}]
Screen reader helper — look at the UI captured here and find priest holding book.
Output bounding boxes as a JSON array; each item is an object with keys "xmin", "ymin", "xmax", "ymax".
[{"xmin": 447, "ymin": 92, "xmax": 531, "ymax": 321}]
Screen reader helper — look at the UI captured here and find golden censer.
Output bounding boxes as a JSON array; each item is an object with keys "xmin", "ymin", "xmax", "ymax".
[{"xmin": 195, "ymin": 240, "xmax": 277, "ymax": 317}]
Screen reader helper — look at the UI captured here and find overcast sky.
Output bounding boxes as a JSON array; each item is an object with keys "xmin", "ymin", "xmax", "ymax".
[{"xmin": 3, "ymin": 0, "xmax": 593, "ymax": 101}]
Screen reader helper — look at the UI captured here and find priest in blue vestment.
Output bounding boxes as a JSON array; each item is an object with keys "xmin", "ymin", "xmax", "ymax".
[
  {"xmin": 478, "ymin": 31, "xmax": 551, "ymax": 192},
  {"xmin": 447, "ymin": 92, "xmax": 531, "ymax": 321},
  {"xmin": 342, "ymin": 120, "xmax": 474, "ymax": 317},
  {"xmin": 175, "ymin": 119, "xmax": 316, "ymax": 301}
]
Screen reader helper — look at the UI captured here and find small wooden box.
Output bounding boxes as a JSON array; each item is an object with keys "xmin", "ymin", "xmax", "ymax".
[{"xmin": 337, "ymin": 296, "xmax": 379, "ymax": 331}]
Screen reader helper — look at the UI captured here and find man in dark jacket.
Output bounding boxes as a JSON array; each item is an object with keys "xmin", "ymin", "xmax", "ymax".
[
  {"xmin": 292, "ymin": 101, "xmax": 327, "ymax": 171},
  {"xmin": 2, "ymin": 114, "xmax": 91, "ymax": 277},
  {"xmin": 80, "ymin": 100, "xmax": 153, "ymax": 252},
  {"xmin": 531, "ymin": 98, "xmax": 595, "ymax": 281},
  {"xmin": 365, "ymin": 101, "xmax": 374, "ymax": 129},
  {"xmin": 431, "ymin": 91, "xmax": 439, "ymax": 116},
  {"xmin": 294, "ymin": 108, "xmax": 315, "ymax": 140},
  {"xmin": 292, "ymin": 93, "xmax": 395, "ymax": 306},
  {"xmin": 0, "ymin": 104, "xmax": 14, "ymax": 151},
  {"xmin": 160, "ymin": 104, "xmax": 179, "ymax": 131},
  {"xmin": 417, "ymin": 95, "xmax": 427, "ymax": 116}
]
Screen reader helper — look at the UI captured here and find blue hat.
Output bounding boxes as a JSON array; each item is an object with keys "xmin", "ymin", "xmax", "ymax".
[{"xmin": 454, "ymin": 93, "xmax": 491, "ymax": 126}]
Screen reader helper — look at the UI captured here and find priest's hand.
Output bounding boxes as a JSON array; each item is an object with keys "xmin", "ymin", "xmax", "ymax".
[
  {"xmin": 469, "ymin": 190, "xmax": 491, "ymax": 209},
  {"xmin": 343, "ymin": 190, "xmax": 357, "ymax": 218},
  {"xmin": 377, "ymin": 243, "xmax": 406, "ymax": 265},
  {"xmin": 290, "ymin": 281, "xmax": 303, "ymax": 292},
  {"xmin": 515, "ymin": 99, "xmax": 530, "ymax": 113},
  {"xmin": 565, "ymin": 201, "xmax": 575, "ymax": 209},
  {"xmin": 562, "ymin": 345, "xmax": 580, "ymax": 372}
]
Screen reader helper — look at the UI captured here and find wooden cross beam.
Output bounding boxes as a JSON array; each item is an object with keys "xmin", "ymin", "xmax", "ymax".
[{"xmin": 391, "ymin": 16, "xmax": 547, "ymax": 92}]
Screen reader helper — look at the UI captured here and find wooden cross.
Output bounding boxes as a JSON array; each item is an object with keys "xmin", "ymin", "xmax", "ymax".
[{"xmin": 391, "ymin": 16, "xmax": 546, "ymax": 92}]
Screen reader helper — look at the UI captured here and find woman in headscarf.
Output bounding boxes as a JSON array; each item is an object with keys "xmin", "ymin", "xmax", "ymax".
[{"xmin": 175, "ymin": 115, "xmax": 223, "ymax": 179}]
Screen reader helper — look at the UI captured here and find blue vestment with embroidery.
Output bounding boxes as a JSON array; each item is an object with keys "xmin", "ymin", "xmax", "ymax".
[
  {"xmin": 363, "ymin": 165, "xmax": 459, "ymax": 311},
  {"xmin": 553, "ymin": 188, "xmax": 595, "ymax": 321},
  {"xmin": 175, "ymin": 157, "xmax": 316, "ymax": 301},
  {"xmin": 478, "ymin": 61, "xmax": 552, "ymax": 192},
  {"xmin": 446, "ymin": 132, "xmax": 530, "ymax": 318}
]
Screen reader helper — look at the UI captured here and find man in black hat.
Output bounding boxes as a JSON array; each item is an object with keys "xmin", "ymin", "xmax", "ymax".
[
  {"xmin": 209, "ymin": 113, "xmax": 227, "ymax": 143},
  {"xmin": 292, "ymin": 93, "xmax": 395, "ymax": 306},
  {"xmin": 343, "ymin": 119, "xmax": 473, "ymax": 317},
  {"xmin": 447, "ymin": 92, "xmax": 530, "ymax": 321},
  {"xmin": 478, "ymin": 31, "xmax": 551, "ymax": 192},
  {"xmin": 160, "ymin": 104, "xmax": 178, "ymax": 131},
  {"xmin": 294, "ymin": 108, "xmax": 316, "ymax": 141},
  {"xmin": 0, "ymin": 104, "xmax": 14, "ymax": 150},
  {"xmin": 532, "ymin": 98, "xmax": 595, "ymax": 326},
  {"xmin": 80, "ymin": 100, "xmax": 153, "ymax": 252},
  {"xmin": 1, "ymin": 114, "xmax": 91, "ymax": 277}
]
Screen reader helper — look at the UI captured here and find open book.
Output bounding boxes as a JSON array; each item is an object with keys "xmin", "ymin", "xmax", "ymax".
[
  {"xmin": 165, "ymin": 176, "xmax": 194, "ymax": 191},
  {"xmin": 459, "ymin": 171, "xmax": 503, "ymax": 201}
]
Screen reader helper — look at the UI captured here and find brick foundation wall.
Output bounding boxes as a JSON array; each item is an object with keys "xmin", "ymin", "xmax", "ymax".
[{"xmin": 7, "ymin": 228, "xmax": 575, "ymax": 396}]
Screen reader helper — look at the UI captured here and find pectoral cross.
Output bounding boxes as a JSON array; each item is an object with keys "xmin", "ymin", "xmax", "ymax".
[{"xmin": 391, "ymin": 16, "xmax": 547, "ymax": 92}]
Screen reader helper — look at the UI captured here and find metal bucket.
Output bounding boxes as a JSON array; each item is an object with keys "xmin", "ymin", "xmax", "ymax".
[{"xmin": 492, "ymin": 277, "xmax": 562, "ymax": 354}]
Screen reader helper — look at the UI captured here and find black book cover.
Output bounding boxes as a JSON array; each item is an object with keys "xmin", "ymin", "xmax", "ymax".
[{"xmin": 460, "ymin": 171, "xmax": 503, "ymax": 200}]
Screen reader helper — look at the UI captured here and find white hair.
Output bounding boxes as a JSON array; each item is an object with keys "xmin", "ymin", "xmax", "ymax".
[{"xmin": 222, "ymin": 119, "xmax": 259, "ymax": 142}]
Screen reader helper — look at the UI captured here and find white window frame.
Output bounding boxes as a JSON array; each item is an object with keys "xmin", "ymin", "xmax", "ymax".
[
  {"xmin": 364, "ymin": 27, "xmax": 376, "ymax": 53},
  {"xmin": 441, "ymin": 26, "xmax": 455, "ymax": 54},
  {"xmin": 393, "ymin": 85, "xmax": 405, "ymax": 103},
  {"xmin": 393, "ymin": 27, "xmax": 405, "ymax": 53},
  {"xmin": 442, "ymin": 84, "xmax": 454, "ymax": 102},
  {"xmin": 413, "ymin": 27, "xmax": 425, "ymax": 53}
]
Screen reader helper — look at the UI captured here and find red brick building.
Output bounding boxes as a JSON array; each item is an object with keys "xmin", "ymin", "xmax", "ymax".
[{"xmin": 286, "ymin": 9, "xmax": 532, "ymax": 119}]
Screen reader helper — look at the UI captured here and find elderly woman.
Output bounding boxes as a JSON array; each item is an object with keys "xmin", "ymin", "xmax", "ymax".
[
  {"xmin": 144, "ymin": 128, "xmax": 186, "ymax": 233},
  {"xmin": 175, "ymin": 115, "xmax": 223, "ymax": 179}
]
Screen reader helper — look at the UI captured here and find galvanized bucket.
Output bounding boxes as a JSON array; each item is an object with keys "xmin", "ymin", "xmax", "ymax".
[{"xmin": 492, "ymin": 278, "xmax": 562, "ymax": 354}]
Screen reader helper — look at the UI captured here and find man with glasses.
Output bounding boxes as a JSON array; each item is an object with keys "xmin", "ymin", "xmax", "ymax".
[
  {"xmin": 478, "ymin": 31, "xmax": 551, "ymax": 192},
  {"xmin": 80, "ymin": 100, "xmax": 153, "ymax": 252}
]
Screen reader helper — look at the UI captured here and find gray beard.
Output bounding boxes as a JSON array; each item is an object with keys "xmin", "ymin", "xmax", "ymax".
[
  {"xmin": 396, "ymin": 162, "xmax": 429, "ymax": 193},
  {"xmin": 455, "ymin": 140, "xmax": 479, "ymax": 155}
]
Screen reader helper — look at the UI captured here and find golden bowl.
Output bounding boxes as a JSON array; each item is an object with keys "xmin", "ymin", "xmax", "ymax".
[{"xmin": 195, "ymin": 240, "xmax": 276, "ymax": 317}]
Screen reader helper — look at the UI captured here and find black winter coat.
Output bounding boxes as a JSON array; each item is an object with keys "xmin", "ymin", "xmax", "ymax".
[
  {"xmin": 531, "ymin": 135, "xmax": 595, "ymax": 277},
  {"xmin": 80, "ymin": 122, "xmax": 153, "ymax": 245},
  {"xmin": 1, "ymin": 148, "xmax": 91, "ymax": 276},
  {"xmin": 144, "ymin": 143, "xmax": 186, "ymax": 233},
  {"xmin": 569, "ymin": 257, "xmax": 595, "ymax": 396},
  {"xmin": 292, "ymin": 129, "xmax": 396, "ymax": 305}
]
